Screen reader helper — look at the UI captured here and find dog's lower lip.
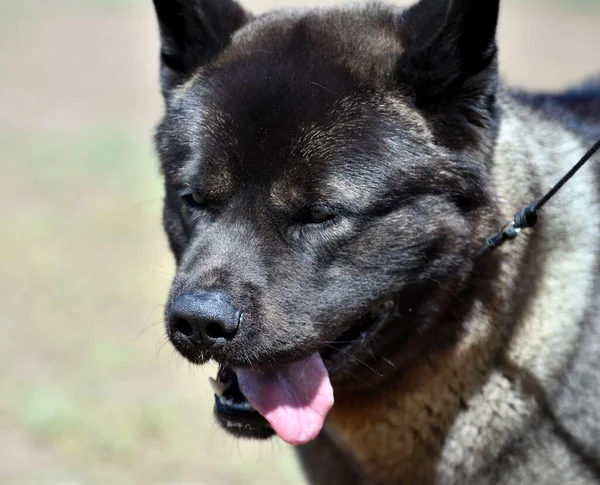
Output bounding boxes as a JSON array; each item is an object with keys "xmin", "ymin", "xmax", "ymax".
[{"xmin": 212, "ymin": 365, "xmax": 275, "ymax": 439}]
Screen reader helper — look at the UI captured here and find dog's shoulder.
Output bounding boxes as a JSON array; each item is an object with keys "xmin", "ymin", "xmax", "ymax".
[
  {"xmin": 511, "ymin": 78, "xmax": 600, "ymax": 138},
  {"xmin": 439, "ymin": 89, "xmax": 600, "ymax": 484}
]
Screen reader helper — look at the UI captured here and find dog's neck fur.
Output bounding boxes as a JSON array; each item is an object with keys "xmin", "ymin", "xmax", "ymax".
[{"xmin": 321, "ymin": 92, "xmax": 600, "ymax": 485}]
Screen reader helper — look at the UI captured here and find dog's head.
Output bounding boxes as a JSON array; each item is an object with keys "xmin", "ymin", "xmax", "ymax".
[{"xmin": 153, "ymin": 0, "xmax": 500, "ymax": 444}]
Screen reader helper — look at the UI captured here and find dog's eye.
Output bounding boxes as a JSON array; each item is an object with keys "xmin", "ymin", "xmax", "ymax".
[
  {"xmin": 306, "ymin": 206, "xmax": 337, "ymax": 225},
  {"xmin": 183, "ymin": 192, "xmax": 207, "ymax": 208}
]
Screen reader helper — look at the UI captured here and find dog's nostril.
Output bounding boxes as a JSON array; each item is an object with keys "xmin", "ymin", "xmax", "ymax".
[
  {"xmin": 206, "ymin": 321, "xmax": 229, "ymax": 340},
  {"xmin": 168, "ymin": 292, "xmax": 242, "ymax": 349},
  {"xmin": 173, "ymin": 318, "xmax": 194, "ymax": 338}
]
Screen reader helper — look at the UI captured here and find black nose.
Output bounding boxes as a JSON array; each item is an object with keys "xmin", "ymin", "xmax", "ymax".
[{"xmin": 168, "ymin": 292, "xmax": 242, "ymax": 349}]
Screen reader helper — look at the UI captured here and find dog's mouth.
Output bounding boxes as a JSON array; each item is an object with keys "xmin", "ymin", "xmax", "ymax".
[
  {"xmin": 212, "ymin": 297, "xmax": 398, "ymax": 444},
  {"xmin": 211, "ymin": 366, "xmax": 274, "ymax": 440}
]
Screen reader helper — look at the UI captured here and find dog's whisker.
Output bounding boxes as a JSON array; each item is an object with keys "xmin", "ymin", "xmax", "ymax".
[
  {"xmin": 155, "ymin": 335, "xmax": 164, "ymax": 352},
  {"xmin": 342, "ymin": 370, "xmax": 377, "ymax": 390},
  {"xmin": 318, "ymin": 339, "xmax": 363, "ymax": 345},
  {"xmin": 322, "ymin": 343, "xmax": 384, "ymax": 378},
  {"xmin": 381, "ymin": 357, "xmax": 397, "ymax": 370},
  {"xmin": 155, "ymin": 334, "xmax": 171, "ymax": 355},
  {"xmin": 310, "ymin": 81, "xmax": 339, "ymax": 96},
  {"xmin": 133, "ymin": 320, "xmax": 164, "ymax": 343}
]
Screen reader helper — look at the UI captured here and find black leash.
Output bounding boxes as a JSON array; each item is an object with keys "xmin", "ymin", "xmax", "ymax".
[{"xmin": 476, "ymin": 137, "xmax": 600, "ymax": 258}]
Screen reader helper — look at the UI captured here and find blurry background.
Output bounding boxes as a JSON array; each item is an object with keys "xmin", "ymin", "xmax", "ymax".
[{"xmin": 1, "ymin": 0, "xmax": 599, "ymax": 483}]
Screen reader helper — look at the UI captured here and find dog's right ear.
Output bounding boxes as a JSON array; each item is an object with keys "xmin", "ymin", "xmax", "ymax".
[{"xmin": 153, "ymin": 0, "xmax": 250, "ymax": 95}]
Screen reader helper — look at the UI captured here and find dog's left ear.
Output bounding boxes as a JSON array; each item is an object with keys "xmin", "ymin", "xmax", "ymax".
[
  {"xmin": 396, "ymin": 0, "xmax": 500, "ymax": 148},
  {"xmin": 153, "ymin": 0, "xmax": 251, "ymax": 96}
]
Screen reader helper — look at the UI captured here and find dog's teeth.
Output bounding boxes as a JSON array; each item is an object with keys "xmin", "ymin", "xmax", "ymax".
[{"xmin": 209, "ymin": 377, "xmax": 230, "ymax": 397}]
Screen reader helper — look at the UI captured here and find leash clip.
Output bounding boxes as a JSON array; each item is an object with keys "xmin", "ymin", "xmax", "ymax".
[{"xmin": 476, "ymin": 137, "xmax": 600, "ymax": 258}]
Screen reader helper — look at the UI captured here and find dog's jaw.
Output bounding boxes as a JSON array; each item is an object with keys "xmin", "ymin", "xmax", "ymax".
[{"xmin": 210, "ymin": 296, "xmax": 401, "ymax": 441}]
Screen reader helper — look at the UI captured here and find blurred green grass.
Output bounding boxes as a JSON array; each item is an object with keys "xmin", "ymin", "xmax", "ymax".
[{"xmin": 0, "ymin": 128, "xmax": 304, "ymax": 484}]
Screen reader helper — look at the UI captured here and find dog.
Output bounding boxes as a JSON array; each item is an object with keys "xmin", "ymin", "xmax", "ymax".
[{"xmin": 151, "ymin": 0, "xmax": 600, "ymax": 483}]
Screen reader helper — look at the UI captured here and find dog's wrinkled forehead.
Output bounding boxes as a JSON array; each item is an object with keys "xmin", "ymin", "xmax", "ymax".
[
  {"xmin": 161, "ymin": 5, "xmax": 439, "ymax": 208},
  {"xmin": 176, "ymin": 95, "xmax": 399, "ymax": 205}
]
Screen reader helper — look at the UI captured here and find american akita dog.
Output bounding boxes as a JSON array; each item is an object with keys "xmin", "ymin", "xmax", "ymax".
[{"xmin": 151, "ymin": 0, "xmax": 600, "ymax": 483}]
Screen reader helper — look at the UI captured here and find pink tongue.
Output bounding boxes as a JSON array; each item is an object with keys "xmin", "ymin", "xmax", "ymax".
[{"xmin": 236, "ymin": 353, "xmax": 334, "ymax": 445}]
